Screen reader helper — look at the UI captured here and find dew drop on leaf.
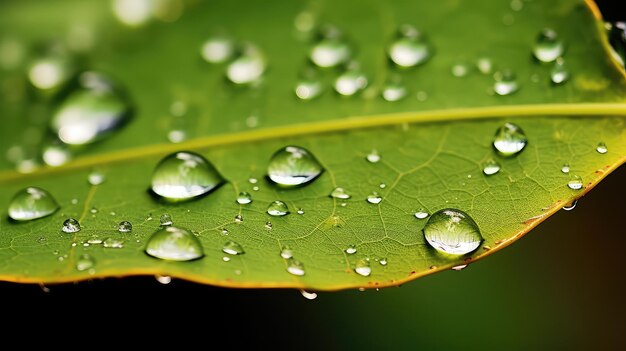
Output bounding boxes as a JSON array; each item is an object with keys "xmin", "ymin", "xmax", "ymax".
[
  {"xmin": 42, "ymin": 143, "xmax": 71, "ymax": 167},
  {"xmin": 381, "ymin": 77, "xmax": 407, "ymax": 102},
  {"xmin": 476, "ymin": 57, "xmax": 493, "ymax": 74},
  {"xmin": 88, "ymin": 171, "xmax": 106, "ymax": 185},
  {"xmin": 234, "ymin": 214, "xmax": 243, "ymax": 222},
  {"xmin": 533, "ymin": 28, "xmax": 564, "ymax": 63},
  {"xmin": 345, "ymin": 245, "xmax": 357, "ymax": 255},
  {"xmin": 287, "ymin": 258, "xmax": 305, "ymax": 276},
  {"xmin": 562, "ymin": 199, "xmax": 578, "ymax": 211},
  {"xmin": 236, "ymin": 191, "xmax": 252, "ymax": 204},
  {"xmin": 334, "ymin": 69, "xmax": 368, "ymax": 96},
  {"xmin": 550, "ymin": 58, "xmax": 569, "ymax": 84},
  {"xmin": 493, "ymin": 122, "xmax": 527, "ymax": 157},
  {"xmin": 561, "ymin": 163, "xmax": 570, "ymax": 174},
  {"xmin": 330, "ymin": 187, "xmax": 351, "ymax": 199},
  {"xmin": 482, "ymin": 159, "xmax": 501, "ymax": 175},
  {"xmin": 300, "ymin": 290, "xmax": 317, "ymax": 300},
  {"xmin": 62, "ymin": 218, "xmax": 81, "ymax": 233},
  {"xmin": 8, "ymin": 187, "xmax": 59, "ymax": 221},
  {"xmin": 354, "ymin": 258, "xmax": 372, "ymax": 277},
  {"xmin": 596, "ymin": 142, "xmax": 608, "ymax": 154},
  {"xmin": 267, "ymin": 146, "xmax": 323, "ymax": 187},
  {"xmin": 75, "ymin": 254, "xmax": 95, "ymax": 272},
  {"xmin": 280, "ymin": 245, "xmax": 293, "ymax": 259},
  {"xmin": 267, "ymin": 200, "xmax": 290, "ymax": 216},
  {"xmin": 567, "ymin": 175, "xmax": 583, "ymax": 190},
  {"xmin": 366, "ymin": 150, "xmax": 381, "ymax": 163},
  {"xmin": 145, "ymin": 226, "xmax": 204, "ymax": 261},
  {"xmin": 423, "ymin": 208, "xmax": 483, "ymax": 255},
  {"xmin": 379, "ymin": 258, "xmax": 388, "ymax": 266},
  {"xmin": 226, "ymin": 45, "xmax": 266, "ymax": 85},
  {"xmin": 309, "ymin": 38, "xmax": 351, "ymax": 68},
  {"xmin": 118, "ymin": 221, "xmax": 132, "ymax": 233},
  {"xmin": 160, "ymin": 213, "xmax": 173, "ymax": 226},
  {"xmin": 366, "ymin": 192, "xmax": 382, "ymax": 204},
  {"xmin": 451, "ymin": 62, "xmax": 469, "ymax": 77},
  {"xmin": 103, "ymin": 237, "xmax": 124, "ymax": 248},
  {"xmin": 493, "ymin": 69, "xmax": 519, "ymax": 95},
  {"xmin": 222, "ymin": 240, "xmax": 245, "ymax": 255},
  {"xmin": 155, "ymin": 275, "xmax": 172, "ymax": 285},
  {"xmin": 414, "ymin": 211, "xmax": 429, "ymax": 219},
  {"xmin": 451, "ymin": 264, "xmax": 468, "ymax": 271},
  {"xmin": 388, "ymin": 25, "xmax": 431, "ymax": 68},
  {"xmin": 200, "ymin": 36, "xmax": 235, "ymax": 63}
]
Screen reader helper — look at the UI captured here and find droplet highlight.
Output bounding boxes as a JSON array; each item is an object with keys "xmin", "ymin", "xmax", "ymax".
[{"xmin": 533, "ymin": 28, "xmax": 564, "ymax": 63}]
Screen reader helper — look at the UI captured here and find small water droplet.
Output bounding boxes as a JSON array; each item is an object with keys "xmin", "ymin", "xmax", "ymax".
[
  {"xmin": 567, "ymin": 175, "xmax": 583, "ymax": 190},
  {"xmin": 354, "ymin": 258, "xmax": 371, "ymax": 277},
  {"xmin": 234, "ymin": 214, "xmax": 243, "ymax": 222},
  {"xmin": 71, "ymin": 198, "xmax": 79, "ymax": 205},
  {"xmin": 221, "ymin": 228, "xmax": 229, "ymax": 235},
  {"xmin": 222, "ymin": 241, "xmax": 245, "ymax": 255},
  {"xmin": 379, "ymin": 258, "xmax": 388, "ymax": 266},
  {"xmin": 561, "ymin": 163, "xmax": 570, "ymax": 173},
  {"xmin": 88, "ymin": 171, "xmax": 105, "ymax": 185},
  {"xmin": 295, "ymin": 69, "xmax": 323, "ymax": 100},
  {"xmin": 493, "ymin": 70, "xmax": 519, "ymax": 95},
  {"xmin": 482, "ymin": 159, "xmax": 501, "ymax": 175},
  {"xmin": 476, "ymin": 57, "xmax": 493, "ymax": 74},
  {"xmin": 493, "ymin": 122, "xmax": 527, "ymax": 157},
  {"xmin": 265, "ymin": 221, "xmax": 273, "ymax": 230},
  {"xmin": 160, "ymin": 213, "xmax": 173, "ymax": 226},
  {"xmin": 379, "ymin": 183, "xmax": 386, "ymax": 189},
  {"xmin": 451, "ymin": 264, "xmax": 468, "ymax": 271},
  {"xmin": 334, "ymin": 69, "xmax": 368, "ymax": 96},
  {"xmin": 381, "ymin": 77, "xmax": 407, "ymax": 102},
  {"xmin": 200, "ymin": 36, "xmax": 235, "ymax": 63},
  {"xmin": 151, "ymin": 151, "xmax": 224, "ymax": 201},
  {"xmin": 8, "ymin": 187, "xmax": 59, "ymax": 221},
  {"xmin": 596, "ymin": 142, "xmax": 608, "ymax": 154},
  {"xmin": 310, "ymin": 38, "xmax": 351, "ymax": 68},
  {"xmin": 27, "ymin": 47, "xmax": 75, "ymax": 91},
  {"xmin": 167, "ymin": 130, "xmax": 187, "ymax": 143},
  {"xmin": 236, "ymin": 191, "xmax": 252, "ymax": 204},
  {"xmin": 345, "ymin": 245, "xmax": 357, "ymax": 255},
  {"xmin": 267, "ymin": 200, "xmax": 290, "ymax": 216},
  {"xmin": 414, "ymin": 211, "xmax": 429, "ymax": 219},
  {"xmin": 87, "ymin": 237, "xmax": 102, "ymax": 245},
  {"xmin": 76, "ymin": 254, "xmax": 95, "ymax": 272},
  {"xmin": 550, "ymin": 57, "xmax": 569, "ymax": 84},
  {"xmin": 366, "ymin": 150, "xmax": 381, "ymax": 163},
  {"xmin": 533, "ymin": 28, "xmax": 564, "ymax": 63},
  {"xmin": 103, "ymin": 237, "xmax": 124, "ymax": 248},
  {"xmin": 222, "ymin": 256, "xmax": 231, "ymax": 262},
  {"xmin": 118, "ymin": 221, "xmax": 132, "ymax": 233},
  {"xmin": 226, "ymin": 45, "xmax": 266, "ymax": 85},
  {"xmin": 297, "ymin": 208, "xmax": 305, "ymax": 215},
  {"xmin": 248, "ymin": 177, "xmax": 258, "ymax": 184},
  {"xmin": 330, "ymin": 187, "xmax": 351, "ymax": 199},
  {"xmin": 51, "ymin": 71, "xmax": 132, "ymax": 145},
  {"xmin": 388, "ymin": 27, "xmax": 431, "ymax": 68},
  {"xmin": 451, "ymin": 62, "xmax": 469, "ymax": 77},
  {"xmin": 366, "ymin": 192, "xmax": 382, "ymax": 204},
  {"xmin": 280, "ymin": 245, "xmax": 293, "ymax": 259},
  {"xmin": 155, "ymin": 275, "xmax": 172, "ymax": 285},
  {"xmin": 267, "ymin": 146, "xmax": 323, "ymax": 187},
  {"xmin": 562, "ymin": 199, "xmax": 578, "ymax": 211},
  {"xmin": 423, "ymin": 208, "xmax": 483, "ymax": 255},
  {"xmin": 300, "ymin": 290, "xmax": 317, "ymax": 300},
  {"xmin": 62, "ymin": 218, "xmax": 81, "ymax": 233},
  {"xmin": 90, "ymin": 206, "xmax": 98, "ymax": 214},
  {"xmin": 145, "ymin": 226, "xmax": 204, "ymax": 261},
  {"xmin": 287, "ymin": 258, "xmax": 305, "ymax": 276},
  {"xmin": 42, "ymin": 144, "xmax": 71, "ymax": 167}
]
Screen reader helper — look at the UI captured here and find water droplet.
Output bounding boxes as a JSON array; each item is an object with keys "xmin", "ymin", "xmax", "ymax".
[
  {"xmin": 167, "ymin": 130, "xmax": 187, "ymax": 143},
  {"xmin": 533, "ymin": 28, "xmax": 564, "ymax": 63},
  {"xmin": 160, "ymin": 213, "xmax": 173, "ymax": 226},
  {"xmin": 8, "ymin": 187, "xmax": 59, "ymax": 221},
  {"xmin": 379, "ymin": 258, "xmax": 388, "ymax": 266},
  {"xmin": 334, "ymin": 69, "xmax": 368, "ymax": 96},
  {"xmin": 236, "ymin": 191, "xmax": 252, "ymax": 204},
  {"xmin": 267, "ymin": 146, "xmax": 323, "ymax": 187},
  {"xmin": 379, "ymin": 183, "xmax": 386, "ymax": 189},
  {"xmin": 388, "ymin": 27, "xmax": 431, "ymax": 68},
  {"xmin": 381, "ymin": 77, "xmax": 407, "ymax": 102},
  {"xmin": 151, "ymin": 151, "xmax": 224, "ymax": 201},
  {"xmin": 226, "ymin": 46, "xmax": 266, "ymax": 85},
  {"xmin": 451, "ymin": 63, "xmax": 469, "ymax": 77},
  {"xmin": 451, "ymin": 264, "xmax": 468, "ymax": 271},
  {"xmin": 155, "ymin": 275, "xmax": 172, "ymax": 285},
  {"xmin": 145, "ymin": 226, "xmax": 204, "ymax": 261},
  {"xmin": 200, "ymin": 36, "xmax": 235, "ymax": 63},
  {"xmin": 112, "ymin": 0, "xmax": 153, "ymax": 26},
  {"xmin": 51, "ymin": 71, "xmax": 132, "ymax": 145},
  {"xmin": 267, "ymin": 200, "xmax": 290, "ymax": 216},
  {"xmin": 248, "ymin": 177, "xmax": 258, "ymax": 184},
  {"xmin": 476, "ymin": 57, "xmax": 493, "ymax": 74},
  {"xmin": 76, "ymin": 254, "xmax": 95, "ymax": 272},
  {"xmin": 561, "ymin": 163, "xmax": 570, "ymax": 173},
  {"xmin": 90, "ymin": 206, "xmax": 98, "ymax": 214},
  {"xmin": 295, "ymin": 70, "xmax": 323, "ymax": 100},
  {"xmin": 287, "ymin": 258, "xmax": 305, "ymax": 276},
  {"xmin": 221, "ymin": 228, "xmax": 229, "ymax": 235},
  {"xmin": 550, "ymin": 58, "xmax": 569, "ymax": 84},
  {"xmin": 118, "ymin": 221, "xmax": 132, "ymax": 233},
  {"xmin": 493, "ymin": 122, "xmax": 527, "ymax": 157},
  {"xmin": 366, "ymin": 150, "xmax": 381, "ymax": 163},
  {"xmin": 42, "ymin": 144, "xmax": 71, "ymax": 167},
  {"xmin": 234, "ymin": 214, "xmax": 243, "ymax": 222},
  {"xmin": 482, "ymin": 159, "xmax": 501, "ymax": 175},
  {"xmin": 567, "ymin": 175, "xmax": 583, "ymax": 190},
  {"xmin": 414, "ymin": 211, "xmax": 429, "ymax": 219},
  {"xmin": 265, "ymin": 221, "xmax": 273, "ymax": 230},
  {"xmin": 562, "ymin": 199, "xmax": 578, "ymax": 211},
  {"xmin": 345, "ymin": 245, "xmax": 357, "ymax": 255},
  {"xmin": 280, "ymin": 245, "xmax": 293, "ymax": 259},
  {"xmin": 222, "ymin": 241, "xmax": 245, "ymax": 255},
  {"xmin": 222, "ymin": 256, "xmax": 231, "ymax": 262},
  {"xmin": 300, "ymin": 290, "xmax": 317, "ymax": 300},
  {"xmin": 87, "ymin": 237, "xmax": 102, "ymax": 245},
  {"xmin": 310, "ymin": 38, "xmax": 351, "ymax": 68},
  {"xmin": 366, "ymin": 192, "xmax": 382, "ymax": 204},
  {"xmin": 62, "ymin": 218, "xmax": 81, "ymax": 233},
  {"xmin": 596, "ymin": 142, "xmax": 608, "ymax": 154},
  {"xmin": 103, "ymin": 237, "xmax": 124, "ymax": 248},
  {"xmin": 493, "ymin": 70, "xmax": 519, "ymax": 95},
  {"xmin": 297, "ymin": 208, "xmax": 305, "ymax": 215},
  {"xmin": 354, "ymin": 259, "xmax": 371, "ymax": 277},
  {"xmin": 423, "ymin": 208, "xmax": 483, "ymax": 255},
  {"xmin": 88, "ymin": 171, "xmax": 105, "ymax": 185},
  {"xmin": 330, "ymin": 187, "xmax": 351, "ymax": 199},
  {"xmin": 27, "ymin": 48, "xmax": 75, "ymax": 91}
]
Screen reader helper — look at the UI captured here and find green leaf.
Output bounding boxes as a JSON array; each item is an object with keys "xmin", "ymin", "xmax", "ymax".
[{"xmin": 0, "ymin": 0, "xmax": 624, "ymax": 290}]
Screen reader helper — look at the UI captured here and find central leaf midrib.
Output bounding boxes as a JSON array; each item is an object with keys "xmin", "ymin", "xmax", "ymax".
[{"xmin": 1, "ymin": 102, "xmax": 624, "ymax": 182}]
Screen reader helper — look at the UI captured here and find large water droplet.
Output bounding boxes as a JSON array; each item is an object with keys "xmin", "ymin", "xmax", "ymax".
[
  {"xmin": 200, "ymin": 36, "xmax": 235, "ymax": 63},
  {"xmin": 567, "ymin": 175, "xmax": 583, "ymax": 190},
  {"xmin": 76, "ymin": 254, "xmax": 95, "ymax": 272},
  {"xmin": 267, "ymin": 200, "xmax": 290, "ymax": 216},
  {"xmin": 310, "ymin": 38, "xmax": 351, "ymax": 68},
  {"xmin": 62, "ymin": 218, "xmax": 81, "ymax": 233},
  {"xmin": 423, "ymin": 208, "xmax": 483, "ymax": 255},
  {"xmin": 226, "ymin": 46, "xmax": 266, "ymax": 85},
  {"xmin": 236, "ymin": 191, "xmax": 252, "ymax": 204},
  {"xmin": 366, "ymin": 192, "xmax": 382, "ymax": 204},
  {"xmin": 334, "ymin": 69, "xmax": 368, "ymax": 96},
  {"xmin": 118, "ymin": 221, "xmax": 132, "ymax": 233},
  {"xmin": 286, "ymin": 258, "xmax": 305, "ymax": 276},
  {"xmin": 493, "ymin": 122, "xmax": 527, "ymax": 157},
  {"xmin": 482, "ymin": 159, "xmax": 501, "ymax": 175},
  {"xmin": 354, "ymin": 258, "xmax": 371, "ymax": 277},
  {"xmin": 550, "ymin": 58, "xmax": 569, "ymax": 84},
  {"xmin": 8, "ymin": 187, "xmax": 59, "ymax": 221},
  {"xmin": 533, "ymin": 28, "xmax": 564, "ymax": 63},
  {"xmin": 388, "ymin": 27, "xmax": 431, "ymax": 68},
  {"xmin": 267, "ymin": 146, "xmax": 323, "ymax": 187},
  {"xmin": 151, "ymin": 151, "xmax": 224, "ymax": 201},
  {"xmin": 493, "ymin": 70, "xmax": 519, "ymax": 95},
  {"xmin": 50, "ymin": 71, "xmax": 132, "ymax": 145},
  {"xmin": 596, "ymin": 142, "xmax": 608, "ymax": 154},
  {"xmin": 222, "ymin": 240, "xmax": 245, "ymax": 255},
  {"xmin": 330, "ymin": 187, "xmax": 351, "ymax": 199},
  {"xmin": 145, "ymin": 226, "xmax": 204, "ymax": 261}
]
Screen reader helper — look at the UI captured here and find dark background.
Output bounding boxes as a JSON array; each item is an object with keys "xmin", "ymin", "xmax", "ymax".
[{"xmin": 1, "ymin": 1, "xmax": 624, "ymax": 349}]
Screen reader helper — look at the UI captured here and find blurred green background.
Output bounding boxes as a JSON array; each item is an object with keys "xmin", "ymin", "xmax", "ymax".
[{"xmin": 0, "ymin": 0, "xmax": 624, "ymax": 348}]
